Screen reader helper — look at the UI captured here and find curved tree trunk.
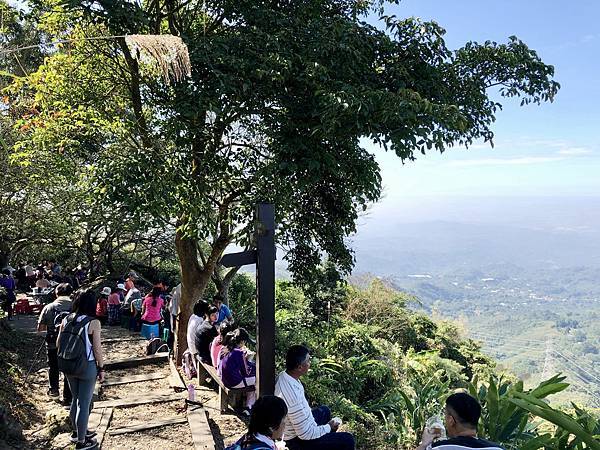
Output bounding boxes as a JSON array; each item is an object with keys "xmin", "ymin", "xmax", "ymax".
[{"xmin": 174, "ymin": 220, "xmax": 232, "ymax": 364}]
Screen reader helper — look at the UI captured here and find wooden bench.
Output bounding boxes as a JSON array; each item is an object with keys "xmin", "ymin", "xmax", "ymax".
[{"xmin": 195, "ymin": 356, "xmax": 254, "ymax": 413}]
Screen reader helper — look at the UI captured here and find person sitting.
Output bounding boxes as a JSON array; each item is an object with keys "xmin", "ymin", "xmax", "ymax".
[
  {"xmin": 416, "ymin": 392, "xmax": 505, "ymax": 450},
  {"xmin": 275, "ymin": 345, "xmax": 355, "ymax": 450},
  {"xmin": 214, "ymin": 293, "xmax": 233, "ymax": 325},
  {"xmin": 187, "ymin": 300, "xmax": 209, "ymax": 355},
  {"xmin": 95, "ymin": 288, "xmax": 109, "ymax": 325},
  {"xmin": 36, "ymin": 271, "xmax": 50, "ymax": 289},
  {"xmin": 226, "ymin": 395, "xmax": 288, "ymax": 450},
  {"xmin": 194, "ymin": 305, "xmax": 219, "ymax": 363},
  {"xmin": 219, "ymin": 328, "xmax": 256, "ymax": 413},
  {"xmin": 211, "ymin": 321, "xmax": 237, "ymax": 369}
]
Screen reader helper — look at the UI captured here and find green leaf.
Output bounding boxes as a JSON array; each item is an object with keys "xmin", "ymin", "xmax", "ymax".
[{"xmin": 509, "ymin": 395, "xmax": 600, "ymax": 450}]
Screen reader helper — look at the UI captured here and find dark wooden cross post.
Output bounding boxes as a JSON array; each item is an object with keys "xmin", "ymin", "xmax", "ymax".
[{"xmin": 220, "ymin": 203, "xmax": 276, "ymax": 397}]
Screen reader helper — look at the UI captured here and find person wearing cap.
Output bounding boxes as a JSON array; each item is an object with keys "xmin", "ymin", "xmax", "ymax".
[
  {"xmin": 214, "ymin": 293, "xmax": 233, "ymax": 325},
  {"xmin": 107, "ymin": 287, "xmax": 121, "ymax": 326},
  {"xmin": 96, "ymin": 287, "xmax": 109, "ymax": 325},
  {"xmin": 416, "ymin": 392, "xmax": 504, "ymax": 450},
  {"xmin": 116, "ymin": 283, "xmax": 126, "ymax": 302}
]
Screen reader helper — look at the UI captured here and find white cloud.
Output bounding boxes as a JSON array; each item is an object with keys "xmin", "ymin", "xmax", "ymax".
[
  {"xmin": 557, "ymin": 147, "xmax": 593, "ymax": 156},
  {"xmin": 448, "ymin": 156, "xmax": 566, "ymax": 168}
]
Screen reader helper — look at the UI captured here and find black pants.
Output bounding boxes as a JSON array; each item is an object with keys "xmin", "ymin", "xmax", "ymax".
[{"xmin": 47, "ymin": 347, "xmax": 72, "ymax": 402}]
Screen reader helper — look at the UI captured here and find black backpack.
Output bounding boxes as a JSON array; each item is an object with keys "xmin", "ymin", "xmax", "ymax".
[
  {"xmin": 45, "ymin": 308, "xmax": 70, "ymax": 345},
  {"xmin": 57, "ymin": 314, "xmax": 94, "ymax": 377}
]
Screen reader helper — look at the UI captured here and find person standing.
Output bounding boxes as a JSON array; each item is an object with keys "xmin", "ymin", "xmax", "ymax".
[
  {"xmin": 25, "ymin": 261, "xmax": 36, "ymax": 288},
  {"xmin": 168, "ymin": 283, "xmax": 181, "ymax": 350},
  {"xmin": 0, "ymin": 268, "xmax": 17, "ymax": 320},
  {"xmin": 121, "ymin": 277, "xmax": 141, "ymax": 320},
  {"xmin": 141, "ymin": 286, "xmax": 164, "ymax": 327},
  {"xmin": 107, "ymin": 287, "xmax": 121, "ymax": 326},
  {"xmin": 37, "ymin": 283, "xmax": 74, "ymax": 403},
  {"xmin": 57, "ymin": 289, "xmax": 105, "ymax": 449},
  {"xmin": 96, "ymin": 288, "xmax": 109, "ymax": 325}
]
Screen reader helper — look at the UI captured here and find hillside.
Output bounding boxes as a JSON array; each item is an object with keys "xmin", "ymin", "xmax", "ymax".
[{"xmin": 350, "ymin": 217, "xmax": 600, "ymax": 408}]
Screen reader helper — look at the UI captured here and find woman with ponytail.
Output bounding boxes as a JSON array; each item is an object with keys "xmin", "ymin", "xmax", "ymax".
[
  {"xmin": 219, "ymin": 327, "xmax": 257, "ymax": 414},
  {"xmin": 226, "ymin": 395, "xmax": 288, "ymax": 450},
  {"xmin": 140, "ymin": 286, "xmax": 164, "ymax": 326}
]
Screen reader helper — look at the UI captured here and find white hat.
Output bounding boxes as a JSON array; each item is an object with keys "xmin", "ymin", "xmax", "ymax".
[
  {"xmin": 101, "ymin": 287, "xmax": 111, "ymax": 296},
  {"xmin": 116, "ymin": 283, "xmax": 125, "ymax": 290}
]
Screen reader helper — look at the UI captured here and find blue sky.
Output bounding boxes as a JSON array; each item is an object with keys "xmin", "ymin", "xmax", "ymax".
[{"xmin": 364, "ymin": 0, "xmax": 600, "ymax": 212}]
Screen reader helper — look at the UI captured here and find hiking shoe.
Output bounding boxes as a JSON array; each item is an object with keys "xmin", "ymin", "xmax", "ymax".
[
  {"xmin": 70, "ymin": 431, "xmax": 97, "ymax": 443},
  {"xmin": 74, "ymin": 437, "xmax": 98, "ymax": 449}
]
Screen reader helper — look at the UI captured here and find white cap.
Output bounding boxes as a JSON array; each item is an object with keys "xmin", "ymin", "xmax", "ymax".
[
  {"xmin": 101, "ymin": 287, "xmax": 111, "ymax": 296},
  {"xmin": 116, "ymin": 283, "xmax": 125, "ymax": 290}
]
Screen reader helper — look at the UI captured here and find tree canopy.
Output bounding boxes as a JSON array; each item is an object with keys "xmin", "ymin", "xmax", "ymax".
[{"xmin": 3, "ymin": 0, "xmax": 559, "ymax": 358}]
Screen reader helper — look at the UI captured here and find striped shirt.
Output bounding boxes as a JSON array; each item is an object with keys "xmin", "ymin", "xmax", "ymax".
[
  {"xmin": 431, "ymin": 436, "xmax": 504, "ymax": 450},
  {"xmin": 274, "ymin": 371, "xmax": 331, "ymax": 441}
]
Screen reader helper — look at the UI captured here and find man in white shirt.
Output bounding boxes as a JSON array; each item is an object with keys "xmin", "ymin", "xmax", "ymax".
[
  {"xmin": 186, "ymin": 300, "xmax": 208, "ymax": 354},
  {"xmin": 275, "ymin": 345, "xmax": 355, "ymax": 450}
]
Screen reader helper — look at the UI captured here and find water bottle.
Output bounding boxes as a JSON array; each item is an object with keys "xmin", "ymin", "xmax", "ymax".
[{"xmin": 187, "ymin": 383, "xmax": 195, "ymax": 401}]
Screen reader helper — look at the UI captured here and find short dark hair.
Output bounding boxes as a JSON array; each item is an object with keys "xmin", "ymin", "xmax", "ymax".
[
  {"xmin": 206, "ymin": 305, "xmax": 218, "ymax": 318},
  {"xmin": 71, "ymin": 289, "xmax": 97, "ymax": 317},
  {"xmin": 247, "ymin": 395, "xmax": 288, "ymax": 438},
  {"xmin": 286, "ymin": 345, "xmax": 310, "ymax": 371},
  {"xmin": 55, "ymin": 283, "xmax": 73, "ymax": 296},
  {"xmin": 214, "ymin": 293, "xmax": 224, "ymax": 303},
  {"xmin": 2, "ymin": 268, "xmax": 10, "ymax": 276},
  {"xmin": 446, "ymin": 392, "xmax": 481, "ymax": 429},
  {"xmin": 193, "ymin": 300, "xmax": 209, "ymax": 317}
]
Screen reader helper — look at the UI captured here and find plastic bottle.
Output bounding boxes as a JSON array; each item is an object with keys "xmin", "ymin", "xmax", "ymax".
[{"xmin": 187, "ymin": 383, "xmax": 195, "ymax": 401}]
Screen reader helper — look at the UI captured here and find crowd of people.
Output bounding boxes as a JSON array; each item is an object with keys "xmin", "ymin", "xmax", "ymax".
[
  {"xmin": 5, "ymin": 257, "xmax": 506, "ymax": 450},
  {"xmin": 1, "ymin": 260, "xmax": 86, "ymax": 320}
]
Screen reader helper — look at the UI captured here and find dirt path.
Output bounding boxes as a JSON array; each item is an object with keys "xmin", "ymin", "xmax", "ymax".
[{"xmin": 3, "ymin": 314, "xmax": 249, "ymax": 450}]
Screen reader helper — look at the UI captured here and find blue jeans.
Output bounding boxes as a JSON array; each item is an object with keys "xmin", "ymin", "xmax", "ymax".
[
  {"xmin": 66, "ymin": 362, "xmax": 97, "ymax": 443},
  {"xmin": 286, "ymin": 406, "xmax": 355, "ymax": 450}
]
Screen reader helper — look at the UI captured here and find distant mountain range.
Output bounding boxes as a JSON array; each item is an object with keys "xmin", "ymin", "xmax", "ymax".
[{"xmin": 351, "ymin": 220, "xmax": 600, "ymax": 278}]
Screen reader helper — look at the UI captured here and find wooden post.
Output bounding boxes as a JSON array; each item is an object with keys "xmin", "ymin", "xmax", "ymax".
[
  {"xmin": 255, "ymin": 203, "xmax": 276, "ymax": 397},
  {"xmin": 220, "ymin": 204, "xmax": 276, "ymax": 397}
]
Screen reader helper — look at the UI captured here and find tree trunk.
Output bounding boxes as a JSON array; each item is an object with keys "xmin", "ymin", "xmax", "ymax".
[
  {"xmin": 174, "ymin": 232, "xmax": 211, "ymax": 365},
  {"xmin": 174, "ymin": 224, "xmax": 232, "ymax": 364},
  {"xmin": 0, "ymin": 249, "xmax": 10, "ymax": 269},
  {"xmin": 212, "ymin": 265, "xmax": 240, "ymax": 306}
]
